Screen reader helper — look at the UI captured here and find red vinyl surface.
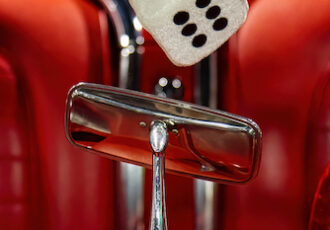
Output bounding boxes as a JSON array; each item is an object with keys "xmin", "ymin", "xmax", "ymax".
[
  {"xmin": 0, "ymin": 0, "xmax": 115, "ymax": 229},
  {"xmin": 221, "ymin": 0, "xmax": 330, "ymax": 229},
  {"xmin": 0, "ymin": 0, "xmax": 329, "ymax": 229},
  {"xmin": 309, "ymin": 163, "xmax": 330, "ymax": 230}
]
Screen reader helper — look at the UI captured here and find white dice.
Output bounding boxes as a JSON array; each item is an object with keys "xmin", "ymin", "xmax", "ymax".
[{"xmin": 129, "ymin": 0, "xmax": 249, "ymax": 66}]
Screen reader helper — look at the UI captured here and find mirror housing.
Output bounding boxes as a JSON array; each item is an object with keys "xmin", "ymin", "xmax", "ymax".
[{"xmin": 65, "ymin": 83, "xmax": 262, "ymax": 183}]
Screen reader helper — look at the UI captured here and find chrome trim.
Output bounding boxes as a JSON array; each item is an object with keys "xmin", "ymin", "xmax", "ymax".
[
  {"xmin": 74, "ymin": 88, "xmax": 254, "ymax": 133},
  {"xmin": 97, "ymin": 1, "xmax": 145, "ymax": 229},
  {"xmin": 195, "ymin": 179, "xmax": 218, "ymax": 230},
  {"xmin": 99, "ymin": 0, "xmax": 144, "ymax": 89},
  {"xmin": 194, "ymin": 54, "xmax": 218, "ymax": 230},
  {"xmin": 118, "ymin": 163, "xmax": 145, "ymax": 230}
]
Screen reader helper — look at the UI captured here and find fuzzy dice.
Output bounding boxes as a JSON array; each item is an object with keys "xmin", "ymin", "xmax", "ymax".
[{"xmin": 129, "ymin": 0, "xmax": 249, "ymax": 66}]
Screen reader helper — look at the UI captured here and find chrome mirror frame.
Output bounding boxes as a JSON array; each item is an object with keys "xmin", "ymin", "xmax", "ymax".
[{"xmin": 65, "ymin": 82, "xmax": 262, "ymax": 184}]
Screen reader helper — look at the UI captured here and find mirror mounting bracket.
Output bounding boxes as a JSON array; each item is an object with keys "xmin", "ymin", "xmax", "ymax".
[{"xmin": 149, "ymin": 120, "xmax": 169, "ymax": 230}]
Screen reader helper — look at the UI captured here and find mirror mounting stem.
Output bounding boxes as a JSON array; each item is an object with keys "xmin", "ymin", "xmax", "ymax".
[{"xmin": 149, "ymin": 121, "xmax": 169, "ymax": 230}]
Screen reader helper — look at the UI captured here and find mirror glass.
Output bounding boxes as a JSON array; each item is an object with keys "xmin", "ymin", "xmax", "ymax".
[{"xmin": 65, "ymin": 83, "xmax": 261, "ymax": 183}]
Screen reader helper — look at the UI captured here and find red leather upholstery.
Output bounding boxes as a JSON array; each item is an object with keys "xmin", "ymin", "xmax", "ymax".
[
  {"xmin": 0, "ymin": 0, "xmax": 115, "ymax": 229},
  {"xmin": 0, "ymin": 54, "xmax": 29, "ymax": 230},
  {"xmin": 221, "ymin": 0, "xmax": 330, "ymax": 229}
]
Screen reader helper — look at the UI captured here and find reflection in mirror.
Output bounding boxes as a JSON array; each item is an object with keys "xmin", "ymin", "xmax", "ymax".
[{"xmin": 65, "ymin": 83, "xmax": 262, "ymax": 183}]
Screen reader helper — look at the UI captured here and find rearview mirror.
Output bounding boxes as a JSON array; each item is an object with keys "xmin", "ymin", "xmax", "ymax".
[{"xmin": 65, "ymin": 83, "xmax": 261, "ymax": 184}]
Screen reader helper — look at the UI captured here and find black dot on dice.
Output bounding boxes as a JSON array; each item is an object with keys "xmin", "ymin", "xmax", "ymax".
[
  {"xmin": 192, "ymin": 34, "xmax": 207, "ymax": 47},
  {"xmin": 173, "ymin": 11, "xmax": 189, "ymax": 25},
  {"xmin": 182, "ymin": 24, "xmax": 197, "ymax": 36},
  {"xmin": 196, "ymin": 0, "xmax": 211, "ymax": 8},
  {"xmin": 213, "ymin": 17, "xmax": 228, "ymax": 31},
  {"xmin": 206, "ymin": 6, "xmax": 221, "ymax": 19}
]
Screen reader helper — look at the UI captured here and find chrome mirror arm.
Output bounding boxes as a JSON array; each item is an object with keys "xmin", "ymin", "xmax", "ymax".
[{"xmin": 149, "ymin": 121, "xmax": 169, "ymax": 230}]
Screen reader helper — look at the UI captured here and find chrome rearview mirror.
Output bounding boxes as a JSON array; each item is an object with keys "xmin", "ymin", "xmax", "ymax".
[{"xmin": 65, "ymin": 83, "xmax": 262, "ymax": 184}]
